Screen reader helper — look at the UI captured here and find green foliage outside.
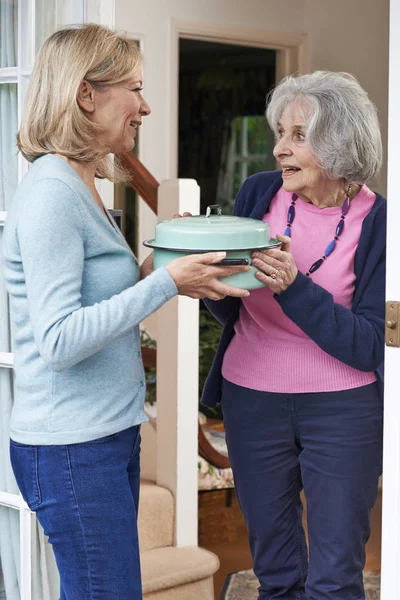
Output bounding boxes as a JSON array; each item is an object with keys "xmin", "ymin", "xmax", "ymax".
[
  {"xmin": 198, "ymin": 309, "xmax": 223, "ymax": 417},
  {"xmin": 232, "ymin": 115, "xmax": 275, "ymax": 198}
]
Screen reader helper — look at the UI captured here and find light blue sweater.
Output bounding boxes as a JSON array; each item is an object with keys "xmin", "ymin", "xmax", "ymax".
[{"xmin": 3, "ymin": 154, "xmax": 177, "ymax": 445}]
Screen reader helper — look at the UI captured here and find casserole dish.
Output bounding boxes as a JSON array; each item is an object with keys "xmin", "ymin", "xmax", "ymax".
[{"xmin": 143, "ymin": 205, "xmax": 280, "ymax": 290}]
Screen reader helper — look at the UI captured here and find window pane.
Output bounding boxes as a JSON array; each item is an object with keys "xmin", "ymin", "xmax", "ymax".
[
  {"xmin": 0, "ymin": 367, "xmax": 14, "ymax": 471},
  {"xmin": 0, "ymin": 83, "xmax": 18, "ymax": 211},
  {"xmin": 247, "ymin": 116, "xmax": 269, "ymax": 154},
  {"xmin": 35, "ymin": 0, "xmax": 56, "ymax": 54},
  {"xmin": 0, "ymin": 506, "xmax": 20, "ymax": 599},
  {"xmin": 0, "ymin": 2, "xmax": 18, "ymax": 68}
]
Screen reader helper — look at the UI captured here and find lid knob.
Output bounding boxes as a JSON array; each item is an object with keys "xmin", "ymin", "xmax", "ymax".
[{"xmin": 206, "ymin": 204, "xmax": 222, "ymax": 218}]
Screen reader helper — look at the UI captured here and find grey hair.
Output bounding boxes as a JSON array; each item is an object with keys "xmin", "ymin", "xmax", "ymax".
[{"xmin": 266, "ymin": 71, "xmax": 383, "ymax": 184}]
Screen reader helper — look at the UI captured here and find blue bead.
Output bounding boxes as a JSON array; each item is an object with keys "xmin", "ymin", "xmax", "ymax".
[
  {"xmin": 336, "ymin": 219, "xmax": 344, "ymax": 237},
  {"xmin": 284, "ymin": 226, "xmax": 291, "ymax": 237},
  {"xmin": 288, "ymin": 205, "xmax": 295, "ymax": 224},
  {"xmin": 325, "ymin": 240, "xmax": 336, "ymax": 256}
]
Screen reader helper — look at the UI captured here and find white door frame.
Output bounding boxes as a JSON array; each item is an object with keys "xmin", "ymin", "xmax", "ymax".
[
  {"xmin": 168, "ymin": 19, "xmax": 308, "ymax": 179},
  {"xmin": 380, "ymin": 1, "xmax": 400, "ymax": 598},
  {"xmin": 0, "ymin": 2, "xmax": 39, "ymax": 596}
]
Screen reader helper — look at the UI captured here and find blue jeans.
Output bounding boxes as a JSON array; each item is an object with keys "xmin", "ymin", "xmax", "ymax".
[
  {"xmin": 221, "ymin": 379, "xmax": 383, "ymax": 600},
  {"xmin": 10, "ymin": 425, "xmax": 142, "ymax": 600}
]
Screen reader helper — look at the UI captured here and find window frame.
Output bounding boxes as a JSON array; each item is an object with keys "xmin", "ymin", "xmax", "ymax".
[
  {"xmin": 0, "ymin": 2, "xmax": 98, "ymax": 597},
  {"xmin": 0, "ymin": 3, "xmax": 35, "ymax": 593}
]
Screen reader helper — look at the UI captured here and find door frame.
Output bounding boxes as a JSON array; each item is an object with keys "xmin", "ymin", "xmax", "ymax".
[
  {"xmin": 168, "ymin": 19, "xmax": 308, "ymax": 179},
  {"xmin": 380, "ymin": 1, "xmax": 400, "ymax": 598}
]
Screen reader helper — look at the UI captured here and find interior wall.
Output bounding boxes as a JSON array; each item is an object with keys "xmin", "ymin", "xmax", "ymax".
[{"xmin": 305, "ymin": 0, "xmax": 389, "ymax": 196}]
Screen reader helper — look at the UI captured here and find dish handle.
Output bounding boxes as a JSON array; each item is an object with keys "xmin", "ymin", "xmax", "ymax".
[
  {"xmin": 206, "ymin": 204, "xmax": 222, "ymax": 218},
  {"xmin": 216, "ymin": 258, "xmax": 250, "ymax": 266}
]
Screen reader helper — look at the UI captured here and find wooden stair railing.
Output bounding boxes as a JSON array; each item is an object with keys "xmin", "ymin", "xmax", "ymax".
[
  {"xmin": 120, "ymin": 150, "xmax": 231, "ymax": 472},
  {"xmin": 119, "ymin": 152, "xmax": 158, "ymax": 213}
]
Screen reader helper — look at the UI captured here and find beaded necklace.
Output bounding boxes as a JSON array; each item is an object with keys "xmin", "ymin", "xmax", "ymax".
[{"xmin": 284, "ymin": 186, "xmax": 351, "ymax": 277}]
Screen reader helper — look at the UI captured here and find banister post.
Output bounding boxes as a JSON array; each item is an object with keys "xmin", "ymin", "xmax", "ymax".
[{"xmin": 156, "ymin": 179, "xmax": 200, "ymax": 547}]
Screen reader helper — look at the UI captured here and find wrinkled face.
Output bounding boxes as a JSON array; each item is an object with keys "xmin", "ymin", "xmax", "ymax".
[
  {"xmin": 273, "ymin": 103, "xmax": 325, "ymax": 200},
  {"xmin": 90, "ymin": 71, "xmax": 151, "ymax": 154}
]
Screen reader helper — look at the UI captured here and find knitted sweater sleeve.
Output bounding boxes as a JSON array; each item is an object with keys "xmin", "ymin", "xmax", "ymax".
[
  {"xmin": 15, "ymin": 179, "xmax": 177, "ymax": 372},
  {"xmin": 275, "ymin": 248, "xmax": 385, "ymax": 372}
]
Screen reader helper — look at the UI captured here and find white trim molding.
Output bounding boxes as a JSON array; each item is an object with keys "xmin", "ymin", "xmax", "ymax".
[
  {"xmin": 20, "ymin": 509, "xmax": 36, "ymax": 600},
  {"xmin": 0, "ymin": 67, "xmax": 18, "ymax": 83},
  {"xmin": 0, "ymin": 352, "xmax": 14, "ymax": 368},
  {"xmin": 156, "ymin": 179, "xmax": 200, "ymax": 547},
  {"xmin": 0, "ymin": 491, "xmax": 28, "ymax": 511},
  {"xmin": 0, "ymin": 493, "xmax": 35, "ymax": 600},
  {"xmin": 0, "ymin": 211, "xmax": 7, "ymax": 226}
]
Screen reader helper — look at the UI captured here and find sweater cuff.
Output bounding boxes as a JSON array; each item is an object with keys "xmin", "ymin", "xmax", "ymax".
[
  {"xmin": 151, "ymin": 266, "xmax": 178, "ymax": 300},
  {"xmin": 274, "ymin": 271, "xmax": 312, "ymax": 308}
]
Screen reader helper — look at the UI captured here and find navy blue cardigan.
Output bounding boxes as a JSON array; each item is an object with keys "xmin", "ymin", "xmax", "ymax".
[{"xmin": 202, "ymin": 171, "xmax": 386, "ymax": 407}]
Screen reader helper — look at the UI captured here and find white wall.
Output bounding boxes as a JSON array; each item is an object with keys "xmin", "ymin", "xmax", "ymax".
[{"xmin": 305, "ymin": 0, "xmax": 389, "ymax": 195}]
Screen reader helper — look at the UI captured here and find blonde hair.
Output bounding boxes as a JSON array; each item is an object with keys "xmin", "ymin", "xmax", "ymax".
[{"xmin": 17, "ymin": 23, "xmax": 143, "ymax": 181}]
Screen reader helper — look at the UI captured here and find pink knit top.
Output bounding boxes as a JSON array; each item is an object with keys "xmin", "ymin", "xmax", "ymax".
[{"xmin": 222, "ymin": 185, "xmax": 377, "ymax": 393}]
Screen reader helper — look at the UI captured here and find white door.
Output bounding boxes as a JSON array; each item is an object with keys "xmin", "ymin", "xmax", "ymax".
[
  {"xmin": 0, "ymin": 2, "xmax": 113, "ymax": 598},
  {"xmin": 380, "ymin": 1, "xmax": 400, "ymax": 598}
]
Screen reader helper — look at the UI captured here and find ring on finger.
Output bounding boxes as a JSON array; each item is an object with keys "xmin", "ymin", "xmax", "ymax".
[{"xmin": 269, "ymin": 270, "xmax": 278, "ymax": 279}]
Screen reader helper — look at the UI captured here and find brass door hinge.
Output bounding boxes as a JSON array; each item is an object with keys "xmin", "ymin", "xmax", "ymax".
[{"xmin": 386, "ymin": 301, "xmax": 400, "ymax": 347}]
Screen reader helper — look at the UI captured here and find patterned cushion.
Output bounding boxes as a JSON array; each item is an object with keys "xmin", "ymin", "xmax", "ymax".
[
  {"xmin": 198, "ymin": 457, "xmax": 234, "ymax": 490},
  {"xmin": 198, "ymin": 428, "xmax": 234, "ymax": 490}
]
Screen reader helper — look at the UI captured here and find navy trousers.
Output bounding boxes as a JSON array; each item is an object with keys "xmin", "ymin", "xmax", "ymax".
[
  {"xmin": 10, "ymin": 426, "xmax": 142, "ymax": 600},
  {"xmin": 221, "ymin": 379, "xmax": 383, "ymax": 600}
]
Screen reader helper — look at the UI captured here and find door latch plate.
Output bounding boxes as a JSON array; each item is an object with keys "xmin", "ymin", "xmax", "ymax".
[{"xmin": 386, "ymin": 301, "xmax": 400, "ymax": 347}]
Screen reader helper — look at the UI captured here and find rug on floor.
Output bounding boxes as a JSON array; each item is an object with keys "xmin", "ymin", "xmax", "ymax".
[{"xmin": 221, "ymin": 569, "xmax": 380, "ymax": 599}]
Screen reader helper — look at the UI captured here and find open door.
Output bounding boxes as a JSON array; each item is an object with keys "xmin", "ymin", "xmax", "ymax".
[{"xmin": 380, "ymin": 1, "xmax": 400, "ymax": 598}]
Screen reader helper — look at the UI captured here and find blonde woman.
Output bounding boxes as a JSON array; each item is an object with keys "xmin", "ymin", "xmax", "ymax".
[{"xmin": 2, "ymin": 24, "xmax": 249, "ymax": 599}]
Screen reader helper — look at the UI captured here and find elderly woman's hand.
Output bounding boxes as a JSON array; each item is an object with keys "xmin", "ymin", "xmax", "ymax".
[
  {"xmin": 252, "ymin": 234, "xmax": 298, "ymax": 294},
  {"xmin": 173, "ymin": 212, "xmax": 192, "ymax": 218}
]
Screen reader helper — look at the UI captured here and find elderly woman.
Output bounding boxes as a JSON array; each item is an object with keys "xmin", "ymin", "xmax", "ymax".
[
  {"xmin": 2, "ymin": 24, "xmax": 249, "ymax": 599},
  {"xmin": 203, "ymin": 71, "xmax": 385, "ymax": 600}
]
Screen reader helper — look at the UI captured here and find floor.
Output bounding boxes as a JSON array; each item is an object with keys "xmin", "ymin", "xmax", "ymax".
[{"xmin": 202, "ymin": 488, "xmax": 382, "ymax": 600}]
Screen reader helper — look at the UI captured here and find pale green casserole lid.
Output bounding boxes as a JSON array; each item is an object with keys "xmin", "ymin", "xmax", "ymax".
[{"xmin": 144, "ymin": 205, "xmax": 277, "ymax": 251}]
